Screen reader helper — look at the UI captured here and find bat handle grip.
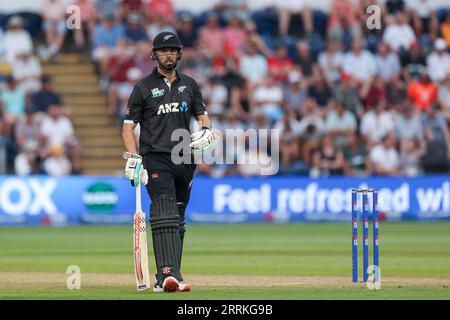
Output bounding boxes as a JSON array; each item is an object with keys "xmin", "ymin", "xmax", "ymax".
[{"xmin": 136, "ymin": 181, "xmax": 143, "ymax": 212}]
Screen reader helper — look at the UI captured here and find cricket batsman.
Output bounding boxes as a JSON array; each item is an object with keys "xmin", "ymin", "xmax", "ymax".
[{"xmin": 122, "ymin": 31, "xmax": 215, "ymax": 292}]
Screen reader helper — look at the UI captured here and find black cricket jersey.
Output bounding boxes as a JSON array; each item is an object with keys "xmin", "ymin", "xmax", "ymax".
[{"xmin": 124, "ymin": 68, "xmax": 207, "ymax": 155}]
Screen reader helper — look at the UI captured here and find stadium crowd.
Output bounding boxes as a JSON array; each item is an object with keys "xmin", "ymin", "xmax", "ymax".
[{"xmin": 0, "ymin": 0, "xmax": 450, "ymax": 177}]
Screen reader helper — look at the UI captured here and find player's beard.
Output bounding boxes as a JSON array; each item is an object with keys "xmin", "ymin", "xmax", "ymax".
[{"xmin": 157, "ymin": 57, "xmax": 178, "ymax": 72}]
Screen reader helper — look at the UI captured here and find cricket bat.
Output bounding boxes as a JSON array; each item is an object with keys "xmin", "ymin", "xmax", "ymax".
[{"xmin": 133, "ymin": 182, "xmax": 150, "ymax": 291}]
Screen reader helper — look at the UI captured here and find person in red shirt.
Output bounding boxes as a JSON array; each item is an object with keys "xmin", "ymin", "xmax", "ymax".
[
  {"xmin": 407, "ymin": 70, "xmax": 438, "ymax": 111},
  {"xmin": 268, "ymin": 45, "xmax": 294, "ymax": 82},
  {"xmin": 146, "ymin": 0, "xmax": 175, "ymax": 21}
]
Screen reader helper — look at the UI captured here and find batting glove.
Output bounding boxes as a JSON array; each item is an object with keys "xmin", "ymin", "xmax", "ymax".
[
  {"xmin": 190, "ymin": 127, "xmax": 216, "ymax": 152},
  {"xmin": 123, "ymin": 152, "xmax": 148, "ymax": 187}
]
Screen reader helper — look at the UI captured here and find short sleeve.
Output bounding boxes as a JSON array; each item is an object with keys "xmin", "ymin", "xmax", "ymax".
[
  {"xmin": 124, "ymin": 85, "xmax": 144, "ymax": 124},
  {"xmin": 191, "ymin": 80, "xmax": 208, "ymax": 116}
]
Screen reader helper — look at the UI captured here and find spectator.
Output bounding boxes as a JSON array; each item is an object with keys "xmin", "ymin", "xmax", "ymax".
[
  {"xmin": 407, "ymin": 70, "xmax": 438, "ymax": 111},
  {"xmin": 0, "ymin": 76, "xmax": 25, "ymax": 123},
  {"xmin": 406, "ymin": 0, "xmax": 439, "ymax": 36},
  {"xmin": 386, "ymin": 75, "xmax": 407, "ymax": 109},
  {"xmin": 311, "ymin": 133, "xmax": 345, "ymax": 177},
  {"xmin": 39, "ymin": 105, "xmax": 82, "ymax": 174},
  {"xmin": 239, "ymin": 41, "xmax": 268, "ymax": 85},
  {"xmin": 426, "ymin": 38, "xmax": 450, "ymax": 84},
  {"xmin": 119, "ymin": 0, "xmax": 145, "ymax": 20},
  {"xmin": 438, "ymin": 74, "xmax": 450, "ymax": 122},
  {"xmin": 334, "ymin": 72, "xmax": 363, "ymax": 117},
  {"xmin": 342, "ymin": 130, "xmax": 371, "ymax": 176},
  {"xmin": 324, "ymin": 100, "xmax": 357, "ymax": 146},
  {"xmin": 382, "ymin": 11, "xmax": 416, "ymax": 53},
  {"xmin": 117, "ymin": 67, "xmax": 142, "ymax": 123},
  {"xmin": 341, "ymin": 38, "xmax": 376, "ymax": 93},
  {"xmin": 133, "ymin": 41, "xmax": 154, "ymax": 76},
  {"xmin": 360, "ymin": 99, "xmax": 395, "ymax": 147},
  {"xmin": 369, "ymin": 133, "xmax": 401, "ymax": 175},
  {"xmin": 317, "ymin": 40, "xmax": 344, "ymax": 84},
  {"xmin": 375, "ymin": 42, "xmax": 401, "ymax": 82},
  {"xmin": 30, "ymin": 76, "xmax": 63, "ymax": 116},
  {"xmin": 328, "ymin": 0, "xmax": 361, "ymax": 46},
  {"xmin": 384, "ymin": 0, "xmax": 406, "ymax": 17},
  {"xmin": 394, "ymin": 103, "xmax": 425, "ymax": 142},
  {"xmin": 43, "ymin": 146, "xmax": 72, "ymax": 176},
  {"xmin": 253, "ymin": 75, "xmax": 284, "ymax": 124},
  {"xmin": 297, "ymin": 100, "xmax": 325, "ymax": 164},
  {"xmin": 308, "ymin": 73, "xmax": 333, "ymax": 110},
  {"xmin": 42, "ymin": 0, "xmax": 67, "ymax": 58},
  {"xmin": 421, "ymin": 104, "xmax": 450, "ymax": 173},
  {"xmin": 294, "ymin": 40, "xmax": 316, "ymax": 78},
  {"xmin": 14, "ymin": 109, "xmax": 41, "ymax": 175},
  {"xmin": 106, "ymin": 39, "xmax": 136, "ymax": 115},
  {"xmin": 243, "ymin": 20, "xmax": 272, "ymax": 57},
  {"xmin": 400, "ymin": 41, "xmax": 426, "ymax": 81},
  {"xmin": 362, "ymin": 75, "xmax": 386, "ymax": 108},
  {"xmin": 92, "ymin": 15, "xmax": 126, "ymax": 75},
  {"xmin": 274, "ymin": 114, "xmax": 301, "ymax": 167},
  {"xmin": 146, "ymin": 15, "xmax": 176, "ymax": 43},
  {"xmin": 214, "ymin": 0, "xmax": 250, "ymax": 23},
  {"xmin": 198, "ymin": 12, "xmax": 225, "ymax": 59},
  {"xmin": 146, "ymin": 0, "xmax": 175, "ymax": 22},
  {"xmin": 276, "ymin": 0, "xmax": 313, "ymax": 37},
  {"xmin": 72, "ymin": 0, "xmax": 98, "ymax": 52},
  {"xmin": 176, "ymin": 12, "xmax": 197, "ymax": 50},
  {"xmin": 125, "ymin": 13, "xmax": 148, "ymax": 43},
  {"xmin": 441, "ymin": 11, "xmax": 450, "ymax": 47},
  {"xmin": 399, "ymin": 137, "xmax": 425, "ymax": 176},
  {"xmin": 11, "ymin": 49, "xmax": 42, "ymax": 94},
  {"xmin": 230, "ymin": 78, "xmax": 254, "ymax": 121},
  {"xmin": 283, "ymin": 70, "xmax": 308, "ymax": 116},
  {"xmin": 222, "ymin": 13, "xmax": 247, "ymax": 57},
  {"xmin": 95, "ymin": 0, "xmax": 120, "ymax": 19},
  {"xmin": 3, "ymin": 16, "xmax": 33, "ymax": 64},
  {"xmin": 268, "ymin": 45, "xmax": 294, "ymax": 82},
  {"xmin": 202, "ymin": 76, "xmax": 228, "ymax": 116}
]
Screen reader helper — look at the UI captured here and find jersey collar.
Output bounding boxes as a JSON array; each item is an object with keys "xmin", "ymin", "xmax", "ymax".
[{"xmin": 152, "ymin": 67, "xmax": 180, "ymax": 81}]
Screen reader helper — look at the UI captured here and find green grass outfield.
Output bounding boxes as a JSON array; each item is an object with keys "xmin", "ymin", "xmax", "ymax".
[{"xmin": 0, "ymin": 222, "xmax": 450, "ymax": 299}]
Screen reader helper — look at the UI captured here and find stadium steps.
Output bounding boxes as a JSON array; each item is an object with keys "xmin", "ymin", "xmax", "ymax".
[{"xmin": 42, "ymin": 53, "xmax": 124, "ymax": 175}]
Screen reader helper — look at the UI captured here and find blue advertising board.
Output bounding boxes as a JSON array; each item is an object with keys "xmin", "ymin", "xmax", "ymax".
[{"xmin": 0, "ymin": 175, "xmax": 449, "ymax": 225}]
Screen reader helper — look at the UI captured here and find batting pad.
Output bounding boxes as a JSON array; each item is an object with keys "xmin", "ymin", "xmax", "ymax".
[{"xmin": 150, "ymin": 195, "xmax": 183, "ymax": 283}]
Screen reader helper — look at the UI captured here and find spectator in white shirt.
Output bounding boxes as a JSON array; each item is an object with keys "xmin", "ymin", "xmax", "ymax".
[
  {"xmin": 42, "ymin": 0, "xmax": 67, "ymax": 57},
  {"xmin": 11, "ymin": 49, "xmax": 42, "ymax": 94},
  {"xmin": 253, "ymin": 75, "xmax": 284, "ymax": 123},
  {"xmin": 39, "ymin": 105, "xmax": 82, "ymax": 174},
  {"xmin": 382, "ymin": 12, "xmax": 416, "ymax": 52},
  {"xmin": 318, "ymin": 40, "xmax": 344, "ymax": 84},
  {"xmin": 43, "ymin": 146, "xmax": 72, "ymax": 176},
  {"xmin": 426, "ymin": 38, "xmax": 450, "ymax": 83},
  {"xmin": 3, "ymin": 16, "xmax": 33, "ymax": 63},
  {"xmin": 324, "ymin": 100, "xmax": 357, "ymax": 146},
  {"xmin": 342, "ymin": 38, "xmax": 376, "ymax": 83},
  {"xmin": 375, "ymin": 42, "xmax": 401, "ymax": 81},
  {"xmin": 239, "ymin": 41, "xmax": 268, "ymax": 85},
  {"xmin": 369, "ymin": 133, "xmax": 401, "ymax": 175},
  {"xmin": 360, "ymin": 99, "xmax": 396, "ymax": 147}
]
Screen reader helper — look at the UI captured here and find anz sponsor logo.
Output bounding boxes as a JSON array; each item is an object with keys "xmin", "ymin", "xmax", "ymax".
[{"xmin": 157, "ymin": 101, "xmax": 189, "ymax": 115}]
